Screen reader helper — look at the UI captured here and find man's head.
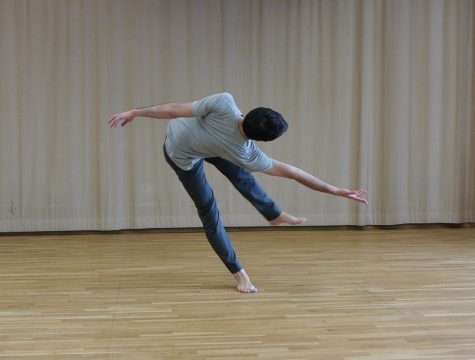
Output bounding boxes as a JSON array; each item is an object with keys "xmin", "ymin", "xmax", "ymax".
[{"xmin": 242, "ymin": 107, "xmax": 288, "ymax": 142}]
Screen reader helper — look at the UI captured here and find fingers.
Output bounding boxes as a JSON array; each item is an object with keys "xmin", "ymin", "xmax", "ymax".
[
  {"xmin": 347, "ymin": 192, "xmax": 369, "ymax": 205},
  {"xmin": 355, "ymin": 197, "xmax": 369, "ymax": 205},
  {"xmin": 348, "ymin": 195, "xmax": 367, "ymax": 204},
  {"xmin": 347, "ymin": 189, "xmax": 367, "ymax": 195},
  {"xmin": 342, "ymin": 189, "xmax": 368, "ymax": 197},
  {"xmin": 107, "ymin": 114, "xmax": 126, "ymax": 128},
  {"xmin": 343, "ymin": 189, "xmax": 368, "ymax": 204},
  {"xmin": 108, "ymin": 115, "xmax": 119, "ymax": 128}
]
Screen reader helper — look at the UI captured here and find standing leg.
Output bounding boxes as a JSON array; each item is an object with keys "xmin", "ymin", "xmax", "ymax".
[
  {"xmin": 205, "ymin": 157, "xmax": 306, "ymax": 225},
  {"xmin": 163, "ymin": 147, "xmax": 256, "ymax": 292}
]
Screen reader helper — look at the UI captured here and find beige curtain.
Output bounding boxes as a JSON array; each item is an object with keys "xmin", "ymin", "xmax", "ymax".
[{"xmin": 0, "ymin": 0, "xmax": 473, "ymax": 231}]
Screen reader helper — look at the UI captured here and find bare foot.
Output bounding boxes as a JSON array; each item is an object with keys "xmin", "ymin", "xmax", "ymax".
[
  {"xmin": 269, "ymin": 211, "xmax": 307, "ymax": 226},
  {"xmin": 233, "ymin": 269, "xmax": 257, "ymax": 293}
]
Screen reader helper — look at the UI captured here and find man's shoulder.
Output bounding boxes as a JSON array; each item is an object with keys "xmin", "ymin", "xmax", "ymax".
[
  {"xmin": 192, "ymin": 92, "xmax": 238, "ymax": 118},
  {"xmin": 210, "ymin": 92, "xmax": 236, "ymax": 109},
  {"xmin": 217, "ymin": 92, "xmax": 234, "ymax": 101},
  {"xmin": 201, "ymin": 92, "xmax": 235, "ymax": 103}
]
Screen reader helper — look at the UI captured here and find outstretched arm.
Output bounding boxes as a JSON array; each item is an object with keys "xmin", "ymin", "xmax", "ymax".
[
  {"xmin": 264, "ymin": 160, "xmax": 368, "ymax": 204},
  {"xmin": 107, "ymin": 102, "xmax": 193, "ymax": 127}
]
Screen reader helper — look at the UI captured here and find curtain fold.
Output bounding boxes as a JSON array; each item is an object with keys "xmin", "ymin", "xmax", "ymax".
[{"xmin": 0, "ymin": 0, "xmax": 473, "ymax": 231}]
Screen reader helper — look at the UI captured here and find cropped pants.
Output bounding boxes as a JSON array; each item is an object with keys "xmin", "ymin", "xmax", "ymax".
[{"xmin": 164, "ymin": 146, "xmax": 281, "ymax": 274}]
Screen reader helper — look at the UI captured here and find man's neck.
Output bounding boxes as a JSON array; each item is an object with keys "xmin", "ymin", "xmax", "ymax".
[{"xmin": 237, "ymin": 116, "xmax": 249, "ymax": 140}]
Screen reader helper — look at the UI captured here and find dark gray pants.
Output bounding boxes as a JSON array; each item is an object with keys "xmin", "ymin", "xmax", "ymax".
[{"xmin": 164, "ymin": 147, "xmax": 281, "ymax": 273}]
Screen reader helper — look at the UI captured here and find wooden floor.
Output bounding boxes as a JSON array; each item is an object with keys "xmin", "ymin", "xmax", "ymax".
[{"xmin": 1, "ymin": 227, "xmax": 475, "ymax": 359}]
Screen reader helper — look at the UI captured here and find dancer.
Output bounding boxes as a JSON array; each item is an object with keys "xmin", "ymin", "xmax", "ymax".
[{"xmin": 108, "ymin": 93, "xmax": 368, "ymax": 293}]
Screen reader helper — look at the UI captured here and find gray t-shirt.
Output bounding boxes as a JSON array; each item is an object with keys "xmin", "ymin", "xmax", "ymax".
[{"xmin": 164, "ymin": 93, "xmax": 273, "ymax": 172}]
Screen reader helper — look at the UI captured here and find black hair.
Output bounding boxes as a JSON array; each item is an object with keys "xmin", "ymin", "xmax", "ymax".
[{"xmin": 242, "ymin": 107, "xmax": 288, "ymax": 142}]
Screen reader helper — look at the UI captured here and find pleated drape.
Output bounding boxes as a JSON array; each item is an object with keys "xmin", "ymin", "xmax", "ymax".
[{"xmin": 0, "ymin": 0, "xmax": 473, "ymax": 231}]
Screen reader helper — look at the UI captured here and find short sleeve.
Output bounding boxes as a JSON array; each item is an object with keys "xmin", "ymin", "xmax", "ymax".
[
  {"xmin": 192, "ymin": 93, "xmax": 236, "ymax": 118},
  {"xmin": 243, "ymin": 143, "xmax": 273, "ymax": 172}
]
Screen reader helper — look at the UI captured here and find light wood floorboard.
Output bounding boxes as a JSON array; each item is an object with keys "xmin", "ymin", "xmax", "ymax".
[{"xmin": 0, "ymin": 228, "xmax": 474, "ymax": 359}]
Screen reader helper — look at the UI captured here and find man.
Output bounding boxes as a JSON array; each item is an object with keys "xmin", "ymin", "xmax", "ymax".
[{"xmin": 108, "ymin": 93, "xmax": 368, "ymax": 293}]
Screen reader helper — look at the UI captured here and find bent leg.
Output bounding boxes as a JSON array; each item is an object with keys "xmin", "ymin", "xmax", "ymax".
[
  {"xmin": 205, "ymin": 157, "xmax": 281, "ymax": 221},
  {"xmin": 206, "ymin": 157, "xmax": 307, "ymax": 226},
  {"xmin": 163, "ymin": 149, "xmax": 241, "ymax": 274}
]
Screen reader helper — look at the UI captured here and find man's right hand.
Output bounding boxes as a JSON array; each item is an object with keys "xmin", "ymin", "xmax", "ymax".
[
  {"xmin": 108, "ymin": 110, "xmax": 135, "ymax": 128},
  {"xmin": 333, "ymin": 188, "xmax": 369, "ymax": 204}
]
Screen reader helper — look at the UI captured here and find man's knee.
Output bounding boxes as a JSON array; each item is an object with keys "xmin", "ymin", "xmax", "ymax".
[
  {"xmin": 235, "ymin": 172, "xmax": 255, "ymax": 189},
  {"xmin": 196, "ymin": 197, "xmax": 220, "ymax": 231}
]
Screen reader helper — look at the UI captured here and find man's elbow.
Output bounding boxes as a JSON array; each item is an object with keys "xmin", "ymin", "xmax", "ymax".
[
  {"xmin": 168, "ymin": 103, "xmax": 181, "ymax": 118},
  {"xmin": 265, "ymin": 162, "xmax": 298, "ymax": 179}
]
